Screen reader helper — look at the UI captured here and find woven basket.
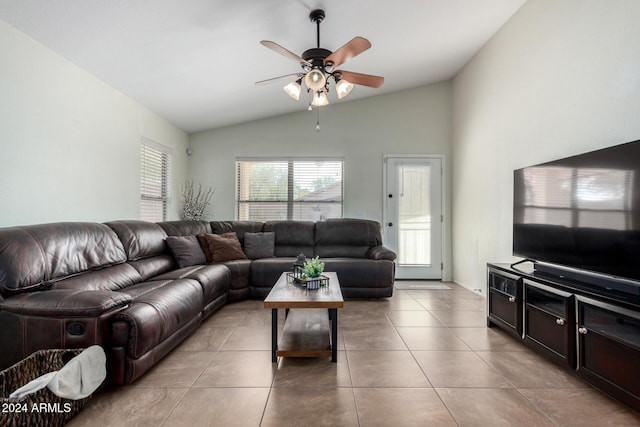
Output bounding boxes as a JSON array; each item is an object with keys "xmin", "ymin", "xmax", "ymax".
[{"xmin": 0, "ymin": 349, "xmax": 92, "ymax": 427}]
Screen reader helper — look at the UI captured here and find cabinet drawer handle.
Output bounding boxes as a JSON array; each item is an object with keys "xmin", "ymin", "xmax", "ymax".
[
  {"xmin": 578, "ymin": 327, "xmax": 588, "ymax": 335},
  {"xmin": 556, "ymin": 318, "xmax": 565, "ymax": 326},
  {"xmin": 508, "ymin": 296, "xmax": 516, "ymax": 303}
]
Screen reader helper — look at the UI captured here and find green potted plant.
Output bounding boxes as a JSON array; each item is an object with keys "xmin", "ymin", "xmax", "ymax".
[{"xmin": 301, "ymin": 256, "xmax": 324, "ymax": 279}]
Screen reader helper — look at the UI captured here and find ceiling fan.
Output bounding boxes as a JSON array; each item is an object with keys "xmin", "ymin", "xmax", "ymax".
[{"xmin": 256, "ymin": 9, "xmax": 384, "ymax": 110}]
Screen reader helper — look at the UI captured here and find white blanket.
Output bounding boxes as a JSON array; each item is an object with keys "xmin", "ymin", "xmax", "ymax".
[{"xmin": 9, "ymin": 345, "xmax": 106, "ymax": 400}]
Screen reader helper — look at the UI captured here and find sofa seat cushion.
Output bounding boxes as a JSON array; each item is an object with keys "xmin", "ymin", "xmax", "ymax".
[
  {"xmin": 152, "ymin": 265, "xmax": 230, "ymax": 304},
  {"xmin": 217, "ymin": 259, "xmax": 252, "ymax": 290},
  {"xmin": 115, "ymin": 279, "xmax": 203, "ymax": 358},
  {"xmin": 250, "ymin": 257, "xmax": 297, "ymax": 289},
  {"xmin": 321, "ymin": 258, "xmax": 395, "ymax": 288}
]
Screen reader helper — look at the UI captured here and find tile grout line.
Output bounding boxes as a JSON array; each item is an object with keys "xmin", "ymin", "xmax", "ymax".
[
  {"xmin": 157, "ymin": 314, "xmax": 239, "ymax": 426},
  {"xmin": 400, "ymin": 289, "xmax": 462, "ymax": 426}
]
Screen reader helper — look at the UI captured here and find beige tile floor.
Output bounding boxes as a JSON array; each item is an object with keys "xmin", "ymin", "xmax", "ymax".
[{"xmin": 67, "ymin": 282, "xmax": 640, "ymax": 426}]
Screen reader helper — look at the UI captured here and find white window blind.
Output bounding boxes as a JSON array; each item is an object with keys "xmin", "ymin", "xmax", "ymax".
[
  {"xmin": 236, "ymin": 159, "xmax": 343, "ymax": 221},
  {"xmin": 140, "ymin": 139, "xmax": 172, "ymax": 222}
]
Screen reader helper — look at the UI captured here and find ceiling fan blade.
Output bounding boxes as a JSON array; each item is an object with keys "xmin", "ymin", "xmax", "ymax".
[
  {"xmin": 260, "ymin": 40, "xmax": 311, "ymax": 66},
  {"xmin": 324, "ymin": 37, "xmax": 371, "ymax": 69},
  {"xmin": 336, "ymin": 70, "xmax": 384, "ymax": 88},
  {"xmin": 255, "ymin": 73, "xmax": 305, "ymax": 85}
]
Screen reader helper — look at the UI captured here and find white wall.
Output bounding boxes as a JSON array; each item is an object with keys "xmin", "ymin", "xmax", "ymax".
[
  {"xmin": 189, "ymin": 82, "xmax": 453, "ymax": 278},
  {"xmin": 452, "ymin": 0, "xmax": 640, "ymax": 293},
  {"xmin": 0, "ymin": 20, "xmax": 189, "ymax": 226}
]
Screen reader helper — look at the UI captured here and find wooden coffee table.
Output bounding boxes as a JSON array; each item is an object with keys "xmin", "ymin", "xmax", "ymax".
[{"xmin": 264, "ymin": 271, "xmax": 344, "ymax": 363}]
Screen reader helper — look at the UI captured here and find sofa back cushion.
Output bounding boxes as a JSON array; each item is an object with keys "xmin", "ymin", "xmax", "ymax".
[
  {"xmin": 105, "ymin": 220, "xmax": 173, "ymax": 280},
  {"xmin": 0, "ymin": 222, "xmax": 127, "ymax": 295},
  {"xmin": 264, "ymin": 221, "xmax": 315, "ymax": 257},
  {"xmin": 157, "ymin": 220, "xmax": 212, "ymax": 236},
  {"xmin": 210, "ymin": 221, "xmax": 264, "ymax": 246},
  {"xmin": 51, "ymin": 263, "xmax": 142, "ymax": 291},
  {"xmin": 106, "ymin": 220, "xmax": 167, "ymax": 260},
  {"xmin": 314, "ymin": 219, "xmax": 383, "ymax": 258},
  {"xmin": 243, "ymin": 232, "xmax": 276, "ymax": 259}
]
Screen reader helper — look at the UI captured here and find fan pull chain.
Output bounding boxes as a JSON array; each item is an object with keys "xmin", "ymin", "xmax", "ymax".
[{"xmin": 316, "ymin": 108, "xmax": 320, "ymax": 132}]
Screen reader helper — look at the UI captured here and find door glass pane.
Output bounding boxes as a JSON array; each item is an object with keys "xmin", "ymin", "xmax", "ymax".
[{"xmin": 398, "ymin": 163, "xmax": 431, "ymax": 266}]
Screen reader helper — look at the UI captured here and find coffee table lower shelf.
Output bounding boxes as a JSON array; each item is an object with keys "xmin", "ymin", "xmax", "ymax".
[
  {"xmin": 264, "ymin": 271, "xmax": 343, "ymax": 363},
  {"xmin": 276, "ymin": 308, "xmax": 333, "ymax": 358}
]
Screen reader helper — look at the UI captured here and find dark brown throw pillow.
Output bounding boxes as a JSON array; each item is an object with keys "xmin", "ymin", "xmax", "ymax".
[
  {"xmin": 196, "ymin": 234, "xmax": 213, "ymax": 263},
  {"xmin": 165, "ymin": 235, "xmax": 206, "ymax": 268},
  {"xmin": 243, "ymin": 232, "xmax": 276, "ymax": 259},
  {"xmin": 202, "ymin": 232, "xmax": 247, "ymax": 263}
]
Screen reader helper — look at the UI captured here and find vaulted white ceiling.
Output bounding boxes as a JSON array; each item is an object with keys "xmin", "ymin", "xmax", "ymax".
[{"xmin": 0, "ymin": 0, "xmax": 526, "ymax": 133}]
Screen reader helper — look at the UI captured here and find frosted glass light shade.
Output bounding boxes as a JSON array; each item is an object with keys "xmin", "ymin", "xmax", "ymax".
[
  {"xmin": 311, "ymin": 91, "xmax": 329, "ymax": 107},
  {"xmin": 336, "ymin": 79, "xmax": 354, "ymax": 99},
  {"xmin": 283, "ymin": 80, "xmax": 301, "ymax": 101},
  {"xmin": 304, "ymin": 69, "xmax": 326, "ymax": 91}
]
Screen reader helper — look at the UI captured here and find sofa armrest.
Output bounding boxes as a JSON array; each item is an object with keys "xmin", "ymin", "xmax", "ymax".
[
  {"xmin": 0, "ymin": 289, "xmax": 131, "ymax": 317},
  {"xmin": 366, "ymin": 245, "xmax": 397, "ymax": 261}
]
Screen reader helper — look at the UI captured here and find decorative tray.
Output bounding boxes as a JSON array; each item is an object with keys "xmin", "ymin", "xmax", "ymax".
[{"xmin": 286, "ymin": 273, "xmax": 329, "ymax": 290}]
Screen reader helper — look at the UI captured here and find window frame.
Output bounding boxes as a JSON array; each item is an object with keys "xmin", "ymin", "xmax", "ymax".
[
  {"xmin": 235, "ymin": 157, "xmax": 344, "ymax": 221},
  {"xmin": 140, "ymin": 137, "xmax": 172, "ymax": 222}
]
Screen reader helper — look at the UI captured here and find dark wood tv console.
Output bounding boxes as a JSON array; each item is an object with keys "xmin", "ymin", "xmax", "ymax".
[{"xmin": 487, "ymin": 262, "xmax": 640, "ymax": 412}]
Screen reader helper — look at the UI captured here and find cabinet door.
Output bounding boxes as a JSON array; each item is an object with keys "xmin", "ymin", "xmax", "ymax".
[
  {"xmin": 576, "ymin": 296, "xmax": 640, "ymax": 412},
  {"xmin": 487, "ymin": 268, "xmax": 522, "ymax": 337},
  {"xmin": 523, "ymin": 279, "xmax": 574, "ymax": 367}
]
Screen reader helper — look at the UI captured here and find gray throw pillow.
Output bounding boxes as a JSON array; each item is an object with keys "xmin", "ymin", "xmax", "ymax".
[
  {"xmin": 165, "ymin": 235, "xmax": 206, "ymax": 268},
  {"xmin": 243, "ymin": 232, "xmax": 276, "ymax": 259}
]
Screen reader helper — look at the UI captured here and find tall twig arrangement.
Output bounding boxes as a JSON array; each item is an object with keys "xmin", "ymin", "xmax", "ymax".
[{"xmin": 181, "ymin": 181, "xmax": 214, "ymax": 220}]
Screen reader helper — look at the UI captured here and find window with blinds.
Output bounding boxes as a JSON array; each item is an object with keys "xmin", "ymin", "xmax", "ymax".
[
  {"xmin": 140, "ymin": 139, "xmax": 172, "ymax": 222},
  {"xmin": 236, "ymin": 159, "xmax": 343, "ymax": 221}
]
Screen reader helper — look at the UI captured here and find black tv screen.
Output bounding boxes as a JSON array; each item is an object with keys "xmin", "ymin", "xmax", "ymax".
[{"xmin": 513, "ymin": 139, "xmax": 640, "ymax": 285}]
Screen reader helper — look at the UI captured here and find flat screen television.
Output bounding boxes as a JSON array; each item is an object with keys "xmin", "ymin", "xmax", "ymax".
[{"xmin": 513, "ymin": 139, "xmax": 640, "ymax": 295}]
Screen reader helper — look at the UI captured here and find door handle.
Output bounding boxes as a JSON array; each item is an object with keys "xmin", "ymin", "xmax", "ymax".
[{"xmin": 388, "ymin": 222, "xmax": 393, "ymax": 227}]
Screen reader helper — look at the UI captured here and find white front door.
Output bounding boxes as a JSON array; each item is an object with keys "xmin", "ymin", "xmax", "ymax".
[{"xmin": 385, "ymin": 157, "xmax": 443, "ymax": 279}]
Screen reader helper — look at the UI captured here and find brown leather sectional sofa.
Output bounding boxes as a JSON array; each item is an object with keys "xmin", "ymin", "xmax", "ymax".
[{"xmin": 0, "ymin": 218, "xmax": 395, "ymax": 384}]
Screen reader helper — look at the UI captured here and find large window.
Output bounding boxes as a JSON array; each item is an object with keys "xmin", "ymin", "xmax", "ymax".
[
  {"xmin": 140, "ymin": 138, "xmax": 172, "ymax": 222},
  {"xmin": 236, "ymin": 159, "xmax": 343, "ymax": 221}
]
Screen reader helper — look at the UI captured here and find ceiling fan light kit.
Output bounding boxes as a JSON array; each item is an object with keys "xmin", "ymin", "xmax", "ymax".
[
  {"xmin": 312, "ymin": 91, "xmax": 329, "ymax": 107},
  {"xmin": 257, "ymin": 8, "xmax": 384, "ymax": 129},
  {"xmin": 335, "ymin": 78, "xmax": 354, "ymax": 100},
  {"xmin": 284, "ymin": 79, "xmax": 302, "ymax": 101},
  {"xmin": 304, "ymin": 69, "xmax": 327, "ymax": 91}
]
